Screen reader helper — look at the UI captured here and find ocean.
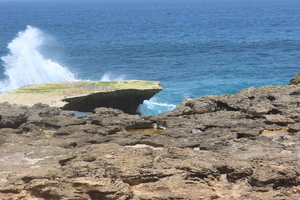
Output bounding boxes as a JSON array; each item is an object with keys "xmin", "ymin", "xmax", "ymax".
[{"xmin": 0, "ymin": 0, "xmax": 299, "ymax": 115}]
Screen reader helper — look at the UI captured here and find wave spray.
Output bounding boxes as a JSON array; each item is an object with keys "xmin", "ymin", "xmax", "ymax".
[
  {"xmin": 137, "ymin": 98, "xmax": 176, "ymax": 116},
  {"xmin": 0, "ymin": 26, "xmax": 76, "ymax": 93}
]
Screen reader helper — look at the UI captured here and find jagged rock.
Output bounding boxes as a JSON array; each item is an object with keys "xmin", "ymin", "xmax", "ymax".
[
  {"xmin": 264, "ymin": 114, "xmax": 295, "ymax": 125},
  {"xmin": 0, "ymin": 103, "xmax": 28, "ymax": 128},
  {"xmin": 2, "ymin": 83, "xmax": 300, "ymax": 199},
  {"xmin": 290, "ymin": 73, "xmax": 300, "ymax": 85}
]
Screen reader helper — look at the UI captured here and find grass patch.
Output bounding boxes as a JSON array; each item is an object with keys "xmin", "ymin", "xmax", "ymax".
[
  {"xmin": 15, "ymin": 84, "xmax": 68, "ymax": 93},
  {"xmin": 89, "ymin": 81, "xmax": 119, "ymax": 87},
  {"xmin": 13, "ymin": 80, "xmax": 161, "ymax": 94},
  {"xmin": 90, "ymin": 80, "xmax": 160, "ymax": 87}
]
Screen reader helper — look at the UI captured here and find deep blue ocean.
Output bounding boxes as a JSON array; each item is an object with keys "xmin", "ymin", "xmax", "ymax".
[{"xmin": 0, "ymin": 0, "xmax": 299, "ymax": 115}]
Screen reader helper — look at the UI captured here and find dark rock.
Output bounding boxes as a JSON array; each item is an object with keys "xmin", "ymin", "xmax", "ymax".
[
  {"xmin": 0, "ymin": 103, "xmax": 28, "ymax": 128},
  {"xmin": 62, "ymin": 89, "xmax": 162, "ymax": 114}
]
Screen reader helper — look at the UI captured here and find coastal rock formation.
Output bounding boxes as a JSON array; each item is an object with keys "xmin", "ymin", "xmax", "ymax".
[
  {"xmin": 0, "ymin": 80, "xmax": 162, "ymax": 114},
  {"xmin": 1, "ymin": 84, "xmax": 300, "ymax": 199},
  {"xmin": 290, "ymin": 73, "xmax": 300, "ymax": 85}
]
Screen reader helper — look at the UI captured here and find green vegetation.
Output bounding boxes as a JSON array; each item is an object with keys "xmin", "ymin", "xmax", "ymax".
[
  {"xmin": 90, "ymin": 80, "xmax": 160, "ymax": 87},
  {"xmin": 13, "ymin": 80, "xmax": 162, "ymax": 94},
  {"xmin": 15, "ymin": 84, "xmax": 68, "ymax": 93},
  {"xmin": 289, "ymin": 74, "xmax": 300, "ymax": 85},
  {"xmin": 89, "ymin": 80, "xmax": 161, "ymax": 90},
  {"xmin": 89, "ymin": 81, "xmax": 118, "ymax": 87}
]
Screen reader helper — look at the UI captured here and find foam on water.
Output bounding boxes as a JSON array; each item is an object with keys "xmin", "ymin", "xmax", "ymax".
[
  {"xmin": 0, "ymin": 26, "xmax": 76, "ymax": 93},
  {"xmin": 0, "ymin": 26, "xmax": 174, "ymax": 115},
  {"xmin": 138, "ymin": 98, "xmax": 176, "ymax": 116},
  {"xmin": 100, "ymin": 73, "xmax": 126, "ymax": 81}
]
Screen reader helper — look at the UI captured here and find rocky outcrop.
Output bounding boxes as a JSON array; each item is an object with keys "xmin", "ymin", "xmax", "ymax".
[
  {"xmin": 62, "ymin": 89, "xmax": 161, "ymax": 114},
  {"xmin": 0, "ymin": 80, "xmax": 162, "ymax": 114},
  {"xmin": 290, "ymin": 73, "xmax": 300, "ymax": 85},
  {"xmin": 1, "ymin": 84, "xmax": 300, "ymax": 199}
]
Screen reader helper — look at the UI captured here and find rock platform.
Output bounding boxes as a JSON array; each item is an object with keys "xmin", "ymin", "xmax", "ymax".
[
  {"xmin": 1, "ymin": 84, "xmax": 300, "ymax": 199},
  {"xmin": 0, "ymin": 80, "xmax": 162, "ymax": 114}
]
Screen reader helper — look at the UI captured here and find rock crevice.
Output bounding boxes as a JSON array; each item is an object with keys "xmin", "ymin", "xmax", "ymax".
[{"xmin": 1, "ymin": 84, "xmax": 300, "ymax": 199}]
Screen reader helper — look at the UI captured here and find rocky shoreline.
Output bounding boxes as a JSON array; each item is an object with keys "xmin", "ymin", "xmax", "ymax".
[
  {"xmin": 0, "ymin": 80, "xmax": 162, "ymax": 114},
  {"xmin": 1, "ymin": 83, "xmax": 300, "ymax": 199}
]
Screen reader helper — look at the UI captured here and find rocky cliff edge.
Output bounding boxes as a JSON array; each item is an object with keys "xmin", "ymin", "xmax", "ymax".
[{"xmin": 0, "ymin": 80, "xmax": 162, "ymax": 114}]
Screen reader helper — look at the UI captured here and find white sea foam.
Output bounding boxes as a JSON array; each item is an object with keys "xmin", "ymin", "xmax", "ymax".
[
  {"xmin": 0, "ymin": 26, "xmax": 170, "ymax": 115},
  {"xmin": 0, "ymin": 26, "xmax": 76, "ymax": 93},
  {"xmin": 138, "ymin": 98, "xmax": 176, "ymax": 116},
  {"xmin": 100, "ymin": 73, "xmax": 125, "ymax": 81}
]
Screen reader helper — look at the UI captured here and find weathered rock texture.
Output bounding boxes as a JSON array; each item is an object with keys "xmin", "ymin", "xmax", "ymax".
[
  {"xmin": 1, "ymin": 84, "xmax": 300, "ymax": 199},
  {"xmin": 0, "ymin": 80, "xmax": 162, "ymax": 114},
  {"xmin": 290, "ymin": 73, "xmax": 300, "ymax": 85}
]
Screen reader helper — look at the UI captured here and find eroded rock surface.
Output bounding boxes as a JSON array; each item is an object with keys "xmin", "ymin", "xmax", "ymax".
[
  {"xmin": 0, "ymin": 80, "xmax": 162, "ymax": 114},
  {"xmin": 290, "ymin": 73, "xmax": 300, "ymax": 85},
  {"xmin": 1, "ymin": 84, "xmax": 300, "ymax": 199}
]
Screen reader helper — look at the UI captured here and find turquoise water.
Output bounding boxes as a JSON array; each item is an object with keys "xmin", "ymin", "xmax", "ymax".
[{"xmin": 0, "ymin": 0, "xmax": 299, "ymax": 115}]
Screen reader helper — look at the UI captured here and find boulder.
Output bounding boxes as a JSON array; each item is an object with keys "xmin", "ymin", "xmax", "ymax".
[{"xmin": 0, "ymin": 103, "xmax": 28, "ymax": 128}]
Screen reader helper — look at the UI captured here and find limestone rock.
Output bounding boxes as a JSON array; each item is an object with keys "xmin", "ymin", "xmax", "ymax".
[
  {"xmin": 290, "ymin": 73, "xmax": 300, "ymax": 85},
  {"xmin": 2, "ymin": 83, "xmax": 300, "ymax": 199},
  {"xmin": 0, "ymin": 80, "xmax": 162, "ymax": 114}
]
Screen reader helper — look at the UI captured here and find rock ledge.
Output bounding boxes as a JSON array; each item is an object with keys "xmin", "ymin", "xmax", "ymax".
[{"xmin": 0, "ymin": 80, "xmax": 162, "ymax": 114}]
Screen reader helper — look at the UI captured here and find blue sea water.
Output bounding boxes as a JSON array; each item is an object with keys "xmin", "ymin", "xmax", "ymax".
[{"xmin": 0, "ymin": 0, "xmax": 299, "ymax": 115}]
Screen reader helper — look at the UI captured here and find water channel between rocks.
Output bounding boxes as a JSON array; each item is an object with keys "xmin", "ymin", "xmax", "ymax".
[
  {"xmin": 259, "ymin": 128, "xmax": 292, "ymax": 137},
  {"xmin": 126, "ymin": 128, "xmax": 165, "ymax": 134}
]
